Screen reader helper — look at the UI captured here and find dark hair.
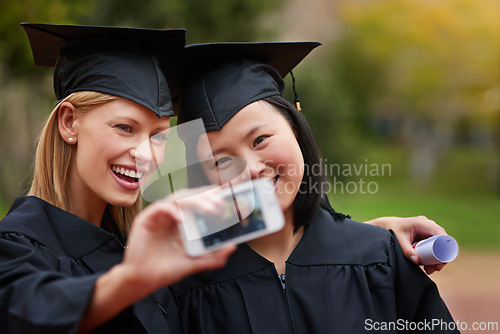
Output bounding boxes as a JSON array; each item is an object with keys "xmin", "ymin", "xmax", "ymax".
[{"xmin": 262, "ymin": 96, "xmax": 349, "ymax": 230}]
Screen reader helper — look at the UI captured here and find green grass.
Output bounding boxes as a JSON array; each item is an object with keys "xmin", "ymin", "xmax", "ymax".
[{"xmin": 329, "ymin": 144, "xmax": 500, "ymax": 251}]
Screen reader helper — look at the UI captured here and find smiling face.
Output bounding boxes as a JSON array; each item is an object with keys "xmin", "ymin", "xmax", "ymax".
[
  {"xmin": 67, "ymin": 97, "xmax": 170, "ymax": 214},
  {"xmin": 196, "ymin": 100, "xmax": 304, "ymax": 216}
]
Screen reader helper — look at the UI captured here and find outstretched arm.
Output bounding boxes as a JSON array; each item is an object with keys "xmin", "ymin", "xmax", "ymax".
[{"xmin": 79, "ymin": 190, "xmax": 235, "ymax": 333}]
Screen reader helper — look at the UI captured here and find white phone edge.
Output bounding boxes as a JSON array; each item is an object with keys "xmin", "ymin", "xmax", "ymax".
[{"xmin": 180, "ymin": 178, "xmax": 285, "ymax": 257}]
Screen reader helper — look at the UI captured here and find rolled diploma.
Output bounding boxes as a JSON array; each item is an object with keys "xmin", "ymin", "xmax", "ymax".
[{"xmin": 412, "ymin": 235, "xmax": 459, "ymax": 265}]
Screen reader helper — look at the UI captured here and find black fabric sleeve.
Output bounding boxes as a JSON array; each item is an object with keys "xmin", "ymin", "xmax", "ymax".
[{"xmin": 0, "ymin": 233, "xmax": 98, "ymax": 334}]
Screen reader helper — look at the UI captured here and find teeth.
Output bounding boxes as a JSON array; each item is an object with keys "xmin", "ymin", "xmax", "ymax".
[{"xmin": 112, "ymin": 166, "xmax": 143, "ymax": 179}]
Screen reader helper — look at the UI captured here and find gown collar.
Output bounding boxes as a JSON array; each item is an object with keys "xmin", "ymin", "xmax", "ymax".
[
  {"xmin": 195, "ymin": 208, "xmax": 331, "ymax": 283},
  {"xmin": 2, "ymin": 196, "xmax": 124, "ymax": 267},
  {"xmin": 193, "ymin": 207, "xmax": 391, "ymax": 284}
]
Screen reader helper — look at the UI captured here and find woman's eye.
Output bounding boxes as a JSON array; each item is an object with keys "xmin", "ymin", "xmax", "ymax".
[
  {"xmin": 253, "ymin": 135, "xmax": 268, "ymax": 148},
  {"xmin": 150, "ymin": 132, "xmax": 167, "ymax": 144},
  {"xmin": 214, "ymin": 156, "xmax": 232, "ymax": 168},
  {"xmin": 116, "ymin": 124, "xmax": 132, "ymax": 133}
]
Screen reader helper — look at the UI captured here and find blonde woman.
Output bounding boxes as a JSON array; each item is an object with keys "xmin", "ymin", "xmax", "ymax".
[{"xmin": 0, "ymin": 23, "xmax": 234, "ymax": 334}]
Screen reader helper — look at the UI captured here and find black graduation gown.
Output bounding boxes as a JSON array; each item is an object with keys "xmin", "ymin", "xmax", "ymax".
[
  {"xmin": 171, "ymin": 208, "xmax": 459, "ymax": 334},
  {"xmin": 0, "ymin": 196, "xmax": 181, "ymax": 334}
]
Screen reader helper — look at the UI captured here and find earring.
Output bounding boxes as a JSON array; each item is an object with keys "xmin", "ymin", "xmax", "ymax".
[{"xmin": 68, "ymin": 138, "xmax": 74, "ymax": 143}]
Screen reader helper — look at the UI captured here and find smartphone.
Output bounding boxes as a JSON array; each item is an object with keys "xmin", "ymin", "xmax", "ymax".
[{"xmin": 178, "ymin": 178, "xmax": 285, "ymax": 256}]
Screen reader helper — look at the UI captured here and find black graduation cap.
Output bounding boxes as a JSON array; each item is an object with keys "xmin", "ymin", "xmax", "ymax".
[
  {"xmin": 22, "ymin": 22, "xmax": 186, "ymax": 117},
  {"xmin": 174, "ymin": 41, "xmax": 321, "ymax": 135}
]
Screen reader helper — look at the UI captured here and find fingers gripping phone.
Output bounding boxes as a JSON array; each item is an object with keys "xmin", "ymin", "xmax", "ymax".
[{"xmin": 178, "ymin": 179, "xmax": 285, "ymax": 256}]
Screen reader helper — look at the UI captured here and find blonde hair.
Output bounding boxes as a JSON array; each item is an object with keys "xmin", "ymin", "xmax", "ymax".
[{"xmin": 28, "ymin": 91, "xmax": 142, "ymax": 235}]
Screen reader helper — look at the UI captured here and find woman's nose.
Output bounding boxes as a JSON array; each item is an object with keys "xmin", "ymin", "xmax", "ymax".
[
  {"xmin": 130, "ymin": 139, "xmax": 155, "ymax": 163},
  {"xmin": 247, "ymin": 156, "xmax": 267, "ymax": 180}
]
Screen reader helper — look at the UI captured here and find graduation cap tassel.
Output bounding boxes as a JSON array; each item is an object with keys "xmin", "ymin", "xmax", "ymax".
[{"xmin": 290, "ymin": 70, "xmax": 302, "ymax": 112}]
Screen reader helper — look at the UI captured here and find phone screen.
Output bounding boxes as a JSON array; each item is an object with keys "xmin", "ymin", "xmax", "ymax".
[{"xmin": 194, "ymin": 186, "xmax": 266, "ymax": 247}]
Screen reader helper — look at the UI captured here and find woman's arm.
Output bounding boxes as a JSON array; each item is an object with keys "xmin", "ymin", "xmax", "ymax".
[
  {"xmin": 79, "ymin": 191, "xmax": 235, "ymax": 333},
  {"xmin": 365, "ymin": 216, "xmax": 447, "ymax": 275}
]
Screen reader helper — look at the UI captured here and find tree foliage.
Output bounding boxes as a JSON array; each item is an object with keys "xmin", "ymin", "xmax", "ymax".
[
  {"xmin": 0, "ymin": 0, "xmax": 92, "ymax": 72},
  {"xmin": 0, "ymin": 0, "xmax": 283, "ymax": 73},
  {"xmin": 297, "ymin": 0, "xmax": 500, "ymax": 184},
  {"xmin": 334, "ymin": 0, "xmax": 499, "ymax": 130}
]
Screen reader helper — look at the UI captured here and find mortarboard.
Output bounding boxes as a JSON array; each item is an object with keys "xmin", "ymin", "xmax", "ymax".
[
  {"xmin": 22, "ymin": 22, "xmax": 186, "ymax": 117},
  {"xmin": 173, "ymin": 41, "xmax": 321, "ymax": 134}
]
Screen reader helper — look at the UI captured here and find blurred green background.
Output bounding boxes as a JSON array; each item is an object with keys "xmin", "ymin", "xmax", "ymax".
[{"xmin": 1, "ymin": 0, "xmax": 499, "ymax": 251}]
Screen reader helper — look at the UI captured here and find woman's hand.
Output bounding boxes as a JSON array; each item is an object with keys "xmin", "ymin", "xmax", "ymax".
[
  {"xmin": 123, "ymin": 187, "xmax": 235, "ymax": 291},
  {"xmin": 79, "ymin": 188, "xmax": 235, "ymax": 333},
  {"xmin": 365, "ymin": 216, "xmax": 447, "ymax": 275}
]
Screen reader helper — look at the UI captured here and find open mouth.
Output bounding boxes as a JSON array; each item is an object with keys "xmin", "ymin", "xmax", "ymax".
[{"xmin": 112, "ymin": 165, "xmax": 143, "ymax": 183}]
